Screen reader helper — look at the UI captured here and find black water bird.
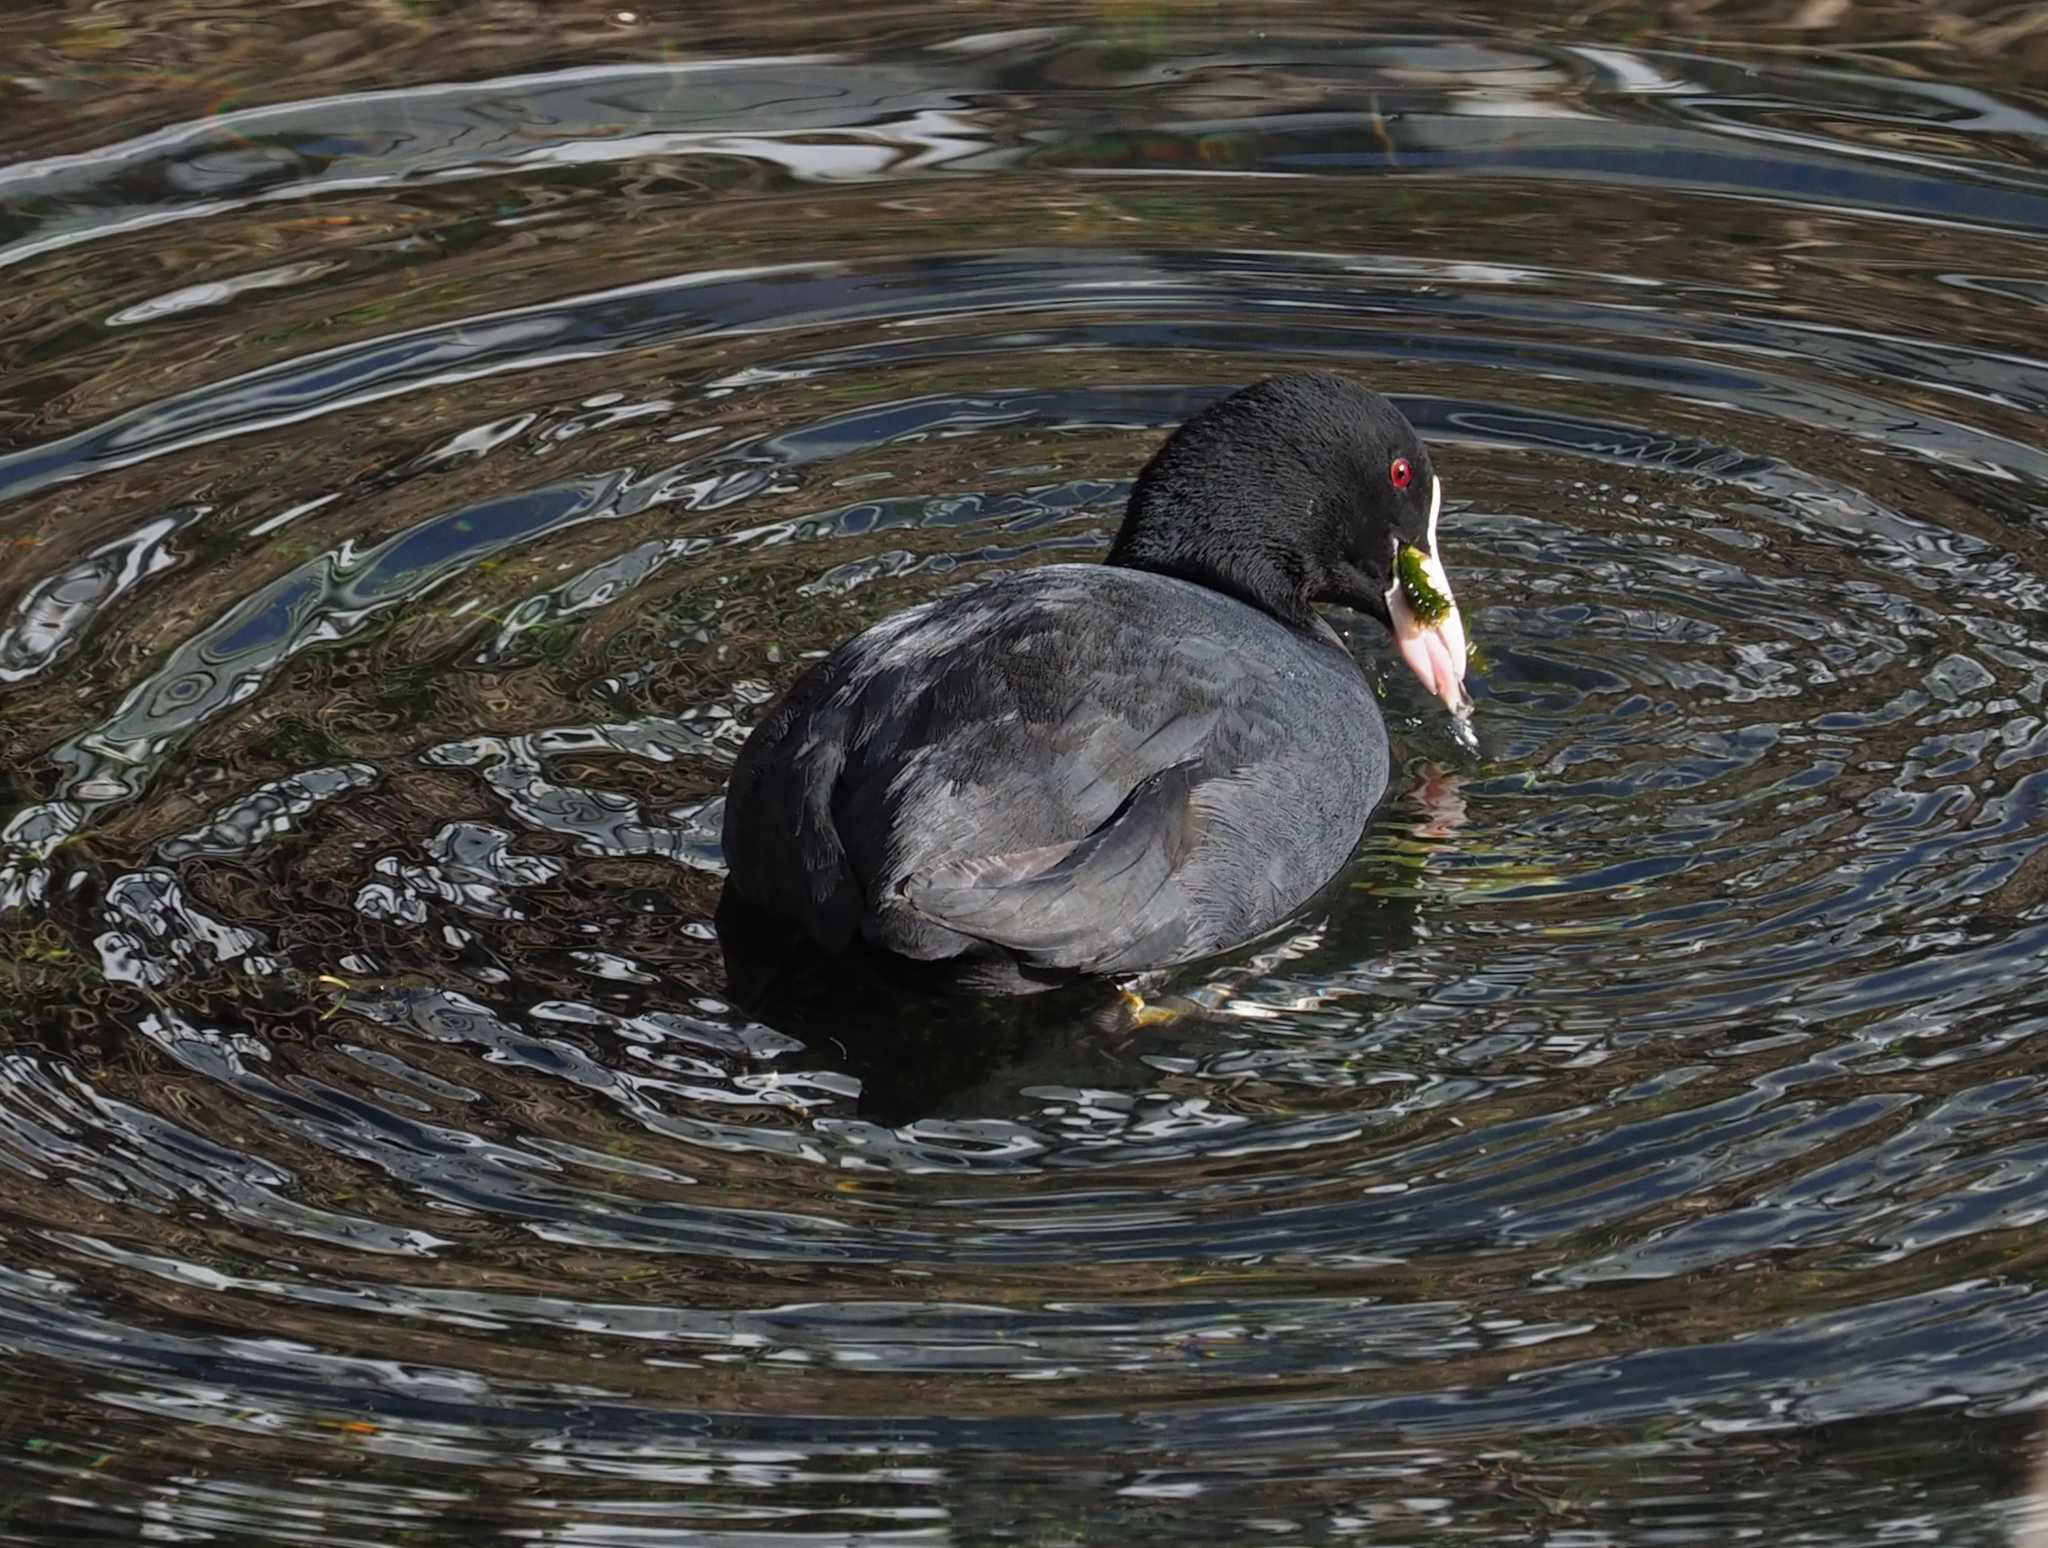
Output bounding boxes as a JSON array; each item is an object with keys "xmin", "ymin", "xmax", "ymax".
[{"xmin": 718, "ymin": 371, "xmax": 1473, "ymax": 993}]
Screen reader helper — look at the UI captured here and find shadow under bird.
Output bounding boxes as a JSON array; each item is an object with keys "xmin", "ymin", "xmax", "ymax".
[{"xmin": 718, "ymin": 371, "xmax": 1474, "ymax": 993}]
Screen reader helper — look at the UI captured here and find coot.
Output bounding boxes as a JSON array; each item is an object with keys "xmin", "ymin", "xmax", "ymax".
[{"xmin": 719, "ymin": 372, "xmax": 1472, "ymax": 992}]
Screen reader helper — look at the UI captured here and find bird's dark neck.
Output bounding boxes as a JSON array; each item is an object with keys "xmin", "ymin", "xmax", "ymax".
[{"xmin": 1105, "ymin": 533, "xmax": 1320, "ymax": 633}]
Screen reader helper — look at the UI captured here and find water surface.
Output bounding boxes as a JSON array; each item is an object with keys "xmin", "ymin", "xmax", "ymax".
[{"xmin": 2, "ymin": 7, "xmax": 2047, "ymax": 1543}]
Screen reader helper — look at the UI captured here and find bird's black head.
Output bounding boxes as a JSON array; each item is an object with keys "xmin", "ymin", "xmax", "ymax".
[
  {"xmin": 1109, "ymin": 371, "xmax": 1437, "ymax": 631},
  {"xmin": 1107, "ymin": 371, "xmax": 1469, "ymax": 715}
]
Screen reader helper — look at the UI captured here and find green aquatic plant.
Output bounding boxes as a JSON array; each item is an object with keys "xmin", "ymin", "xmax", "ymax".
[{"xmin": 1397, "ymin": 543, "xmax": 1452, "ymax": 625}]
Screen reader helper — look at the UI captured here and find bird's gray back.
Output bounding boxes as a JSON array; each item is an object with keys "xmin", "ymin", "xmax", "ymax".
[{"xmin": 721, "ymin": 565, "xmax": 1389, "ymax": 972}]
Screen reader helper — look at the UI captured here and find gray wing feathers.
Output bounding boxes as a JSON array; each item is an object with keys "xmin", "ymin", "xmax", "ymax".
[
  {"xmin": 720, "ymin": 566, "xmax": 1386, "ymax": 977},
  {"xmin": 900, "ymin": 762, "xmax": 1201, "ymax": 972}
]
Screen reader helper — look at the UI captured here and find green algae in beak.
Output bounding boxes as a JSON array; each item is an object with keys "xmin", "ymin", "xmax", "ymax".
[{"xmin": 1397, "ymin": 543, "xmax": 1453, "ymax": 627}]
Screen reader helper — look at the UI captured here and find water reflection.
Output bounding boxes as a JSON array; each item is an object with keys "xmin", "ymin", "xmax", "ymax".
[{"xmin": 0, "ymin": 11, "xmax": 2045, "ymax": 1545}]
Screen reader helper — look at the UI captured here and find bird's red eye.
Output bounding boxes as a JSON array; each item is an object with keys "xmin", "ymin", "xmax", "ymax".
[{"xmin": 1390, "ymin": 457, "xmax": 1413, "ymax": 490}]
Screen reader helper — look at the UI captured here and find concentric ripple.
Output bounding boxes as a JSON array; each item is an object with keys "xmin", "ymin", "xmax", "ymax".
[{"xmin": 1, "ymin": 14, "xmax": 2046, "ymax": 1545}]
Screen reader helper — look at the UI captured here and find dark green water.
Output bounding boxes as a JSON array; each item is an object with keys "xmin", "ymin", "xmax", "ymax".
[{"xmin": 1, "ymin": 6, "xmax": 2047, "ymax": 1542}]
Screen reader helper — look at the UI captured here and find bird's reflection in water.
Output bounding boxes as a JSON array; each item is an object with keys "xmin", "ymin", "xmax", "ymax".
[{"xmin": 717, "ymin": 855, "xmax": 1424, "ymax": 1127}]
